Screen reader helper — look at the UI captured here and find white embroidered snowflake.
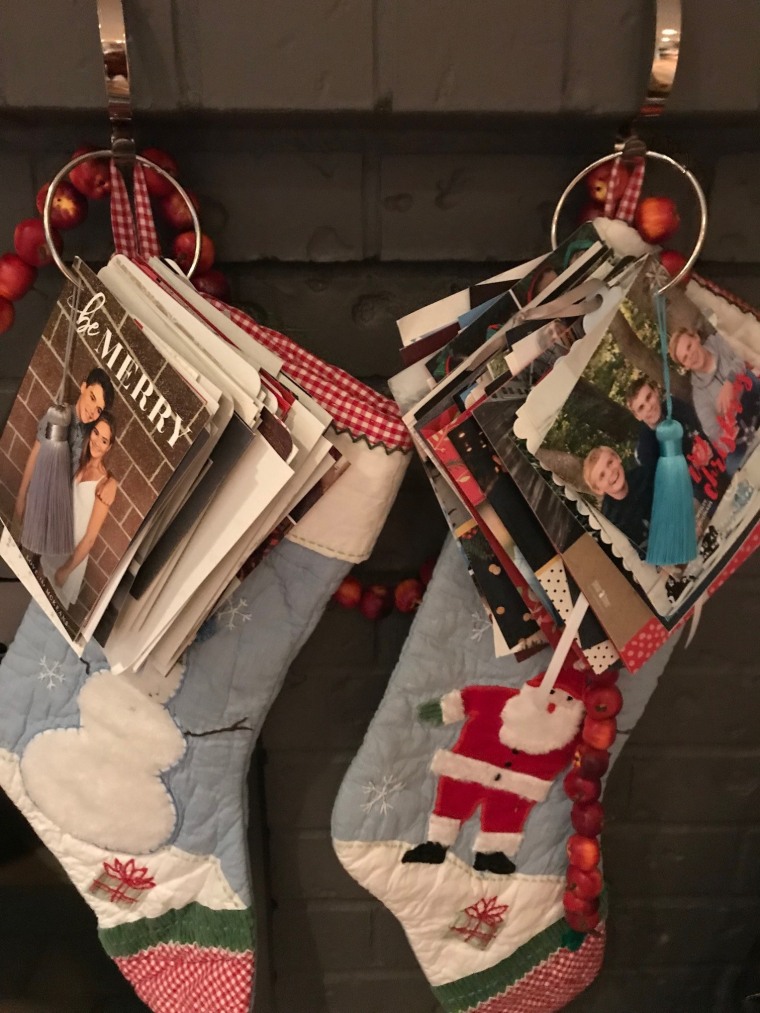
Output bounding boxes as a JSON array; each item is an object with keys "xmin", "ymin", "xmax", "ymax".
[
  {"xmin": 37, "ymin": 655, "xmax": 66, "ymax": 690},
  {"xmin": 216, "ymin": 598, "xmax": 253, "ymax": 631},
  {"xmin": 469, "ymin": 612, "xmax": 492, "ymax": 642},
  {"xmin": 361, "ymin": 773, "xmax": 405, "ymax": 816}
]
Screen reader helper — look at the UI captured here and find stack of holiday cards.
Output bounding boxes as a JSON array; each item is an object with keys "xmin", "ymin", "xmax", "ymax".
[
  {"xmin": 390, "ymin": 220, "xmax": 760, "ymax": 672},
  {"xmin": 0, "ymin": 256, "xmax": 343, "ymax": 671}
]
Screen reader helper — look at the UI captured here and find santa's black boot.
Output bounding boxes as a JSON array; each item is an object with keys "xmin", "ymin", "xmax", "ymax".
[
  {"xmin": 473, "ymin": 851, "xmax": 516, "ymax": 875},
  {"xmin": 402, "ymin": 841, "xmax": 448, "ymax": 864}
]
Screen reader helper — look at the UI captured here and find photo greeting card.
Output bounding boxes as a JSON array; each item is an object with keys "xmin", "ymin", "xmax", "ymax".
[{"xmin": 0, "ymin": 260, "xmax": 210, "ymax": 643}]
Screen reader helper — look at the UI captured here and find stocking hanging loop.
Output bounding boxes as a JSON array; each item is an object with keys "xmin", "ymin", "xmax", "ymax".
[
  {"xmin": 550, "ymin": 148, "xmax": 708, "ymax": 295},
  {"xmin": 625, "ymin": 0, "xmax": 682, "ymax": 131}
]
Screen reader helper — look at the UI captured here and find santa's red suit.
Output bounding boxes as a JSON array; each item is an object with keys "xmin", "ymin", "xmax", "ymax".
[{"xmin": 426, "ymin": 667, "xmax": 585, "ymax": 859}]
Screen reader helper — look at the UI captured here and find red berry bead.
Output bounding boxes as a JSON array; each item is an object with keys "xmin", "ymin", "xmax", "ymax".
[
  {"xmin": 584, "ymin": 684, "xmax": 623, "ymax": 720},
  {"xmin": 582, "ymin": 715, "xmax": 617, "ymax": 751},
  {"xmin": 359, "ymin": 584, "xmax": 393, "ymax": 621},
  {"xmin": 160, "ymin": 188, "xmax": 200, "ymax": 231},
  {"xmin": 394, "ymin": 577, "xmax": 423, "ymax": 614},
  {"xmin": 173, "ymin": 231, "xmax": 215, "ymax": 274},
  {"xmin": 333, "ymin": 576, "xmax": 362, "ymax": 609},
  {"xmin": 566, "ymin": 863, "xmax": 603, "ymax": 900},
  {"xmin": 571, "ymin": 801, "xmax": 604, "ymax": 838},
  {"xmin": 68, "ymin": 146, "xmax": 111, "ymax": 199},
  {"xmin": 574, "ymin": 743, "xmax": 610, "ymax": 779},
  {"xmin": 566, "ymin": 833, "xmax": 600, "ymax": 871},
  {"xmin": 35, "ymin": 181, "xmax": 88, "ymax": 231},
  {"xmin": 563, "ymin": 769, "xmax": 601, "ymax": 805},
  {"xmin": 14, "ymin": 217, "xmax": 62, "ymax": 268},
  {"xmin": 192, "ymin": 269, "xmax": 231, "ymax": 302},
  {"xmin": 563, "ymin": 889, "xmax": 600, "ymax": 916},
  {"xmin": 141, "ymin": 147, "xmax": 179, "ymax": 197},
  {"xmin": 0, "ymin": 253, "xmax": 36, "ymax": 301}
]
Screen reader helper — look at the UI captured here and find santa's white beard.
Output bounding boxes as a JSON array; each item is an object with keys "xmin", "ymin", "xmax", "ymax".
[{"xmin": 498, "ymin": 686, "xmax": 583, "ymax": 754}]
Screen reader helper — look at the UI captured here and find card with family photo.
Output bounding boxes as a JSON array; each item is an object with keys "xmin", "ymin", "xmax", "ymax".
[
  {"xmin": 515, "ymin": 256, "xmax": 760, "ymax": 622},
  {"xmin": 0, "ymin": 260, "xmax": 211, "ymax": 643}
]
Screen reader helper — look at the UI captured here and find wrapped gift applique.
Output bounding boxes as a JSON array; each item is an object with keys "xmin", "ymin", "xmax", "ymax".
[
  {"xmin": 449, "ymin": 896, "xmax": 509, "ymax": 950},
  {"xmin": 90, "ymin": 857, "xmax": 156, "ymax": 906}
]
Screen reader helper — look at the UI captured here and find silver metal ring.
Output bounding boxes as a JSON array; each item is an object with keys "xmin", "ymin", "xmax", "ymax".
[
  {"xmin": 550, "ymin": 149, "xmax": 707, "ymax": 295},
  {"xmin": 42, "ymin": 150, "xmax": 202, "ymax": 284}
]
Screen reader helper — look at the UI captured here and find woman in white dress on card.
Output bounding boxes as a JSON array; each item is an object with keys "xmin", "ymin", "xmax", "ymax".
[{"xmin": 42, "ymin": 413, "xmax": 118, "ymax": 609}]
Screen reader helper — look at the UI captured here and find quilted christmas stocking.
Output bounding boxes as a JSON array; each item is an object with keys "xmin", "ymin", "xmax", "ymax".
[
  {"xmin": 0, "ymin": 317, "xmax": 410, "ymax": 1013},
  {"xmin": 332, "ymin": 537, "xmax": 678, "ymax": 1013}
]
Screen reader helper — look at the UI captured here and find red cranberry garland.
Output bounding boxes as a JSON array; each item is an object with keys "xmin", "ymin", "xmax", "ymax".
[
  {"xmin": 333, "ymin": 555, "xmax": 436, "ymax": 621},
  {"xmin": 562, "ymin": 666, "xmax": 623, "ymax": 933},
  {"xmin": 0, "ymin": 145, "xmax": 230, "ymax": 336}
]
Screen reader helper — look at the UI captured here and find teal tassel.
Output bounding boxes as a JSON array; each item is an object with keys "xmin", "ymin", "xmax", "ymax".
[
  {"xmin": 645, "ymin": 417, "xmax": 698, "ymax": 565},
  {"xmin": 645, "ymin": 290, "xmax": 698, "ymax": 566}
]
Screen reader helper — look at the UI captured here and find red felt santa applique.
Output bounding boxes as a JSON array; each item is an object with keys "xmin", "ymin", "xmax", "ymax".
[{"xmin": 403, "ymin": 665, "xmax": 586, "ymax": 874}]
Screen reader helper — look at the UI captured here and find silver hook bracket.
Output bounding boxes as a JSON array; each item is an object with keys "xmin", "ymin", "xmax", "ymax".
[
  {"xmin": 97, "ymin": 0, "xmax": 134, "ymax": 162},
  {"xmin": 616, "ymin": 0, "xmax": 682, "ymax": 147}
]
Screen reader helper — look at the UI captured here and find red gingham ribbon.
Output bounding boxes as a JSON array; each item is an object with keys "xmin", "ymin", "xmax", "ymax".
[
  {"xmin": 110, "ymin": 160, "xmax": 137, "ymax": 257},
  {"xmin": 205, "ymin": 297, "xmax": 412, "ymax": 451},
  {"xmin": 602, "ymin": 155, "xmax": 646, "ymax": 223},
  {"xmin": 116, "ymin": 942, "xmax": 254, "ymax": 1013},
  {"xmin": 472, "ymin": 922, "xmax": 606, "ymax": 1013},
  {"xmin": 110, "ymin": 160, "xmax": 162, "ymax": 259},
  {"xmin": 602, "ymin": 158, "xmax": 624, "ymax": 219},
  {"xmin": 132, "ymin": 163, "xmax": 161, "ymax": 258}
]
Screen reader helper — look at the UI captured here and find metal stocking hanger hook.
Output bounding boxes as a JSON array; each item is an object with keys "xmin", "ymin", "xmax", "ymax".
[
  {"xmin": 550, "ymin": 0, "xmax": 707, "ymax": 296},
  {"xmin": 42, "ymin": 0, "xmax": 202, "ymax": 284}
]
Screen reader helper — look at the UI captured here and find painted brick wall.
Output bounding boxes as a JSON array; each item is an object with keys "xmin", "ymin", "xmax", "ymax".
[
  {"xmin": 2, "ymin": 3, "xmax": 760, "ymax": 1012},
  {"xmin": 1, "ymin": 0, "xmax": 759, "ymax": 117}
]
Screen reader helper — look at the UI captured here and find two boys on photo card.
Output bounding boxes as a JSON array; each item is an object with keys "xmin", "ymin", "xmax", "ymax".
[{"xmin": 391, "ymin": 221, "xmax": 760, "ymax": 672}]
